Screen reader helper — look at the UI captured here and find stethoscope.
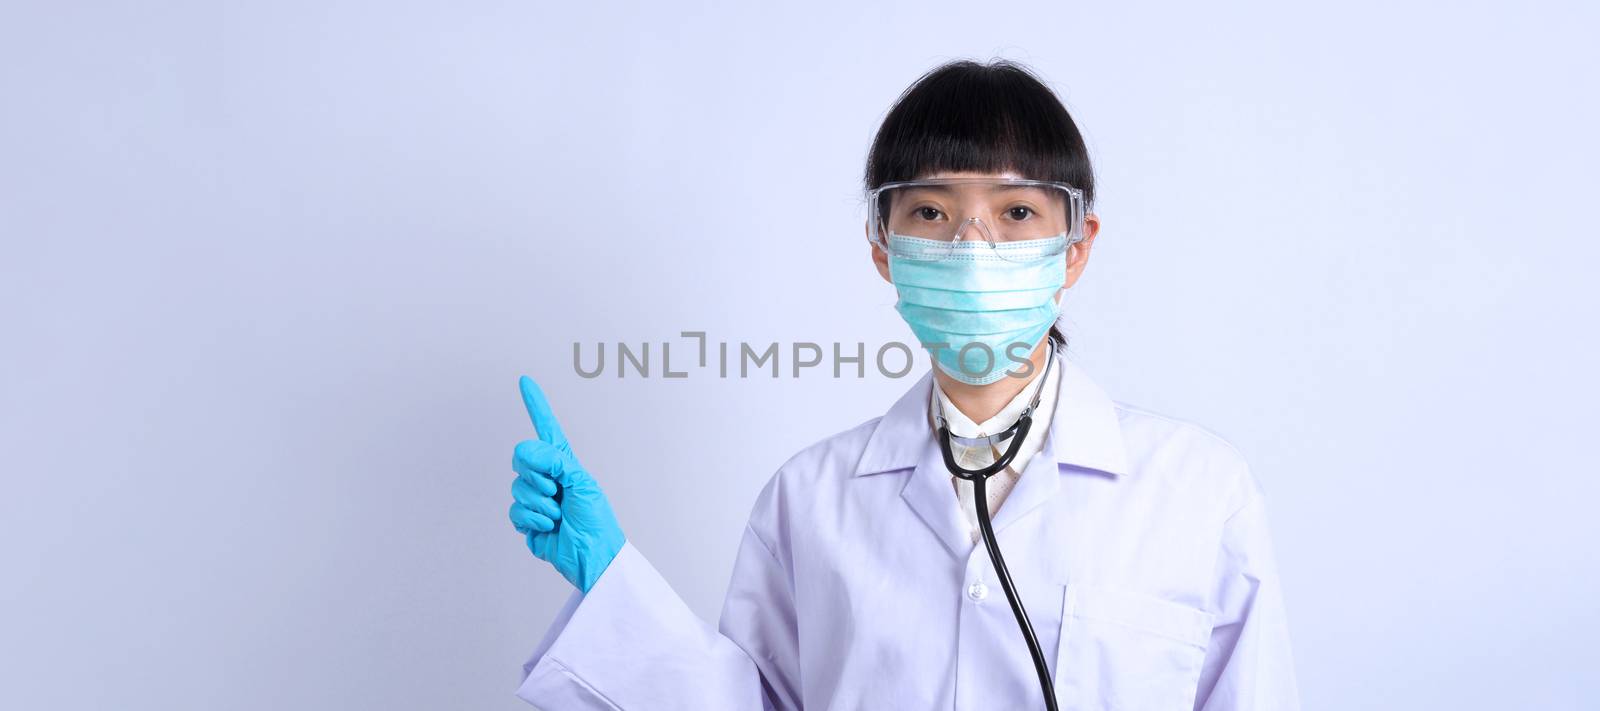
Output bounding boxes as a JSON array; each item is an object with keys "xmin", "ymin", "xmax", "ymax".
[{"xmin": 931, "ymin": 339, "xmax": 1059, "ymax": 711}]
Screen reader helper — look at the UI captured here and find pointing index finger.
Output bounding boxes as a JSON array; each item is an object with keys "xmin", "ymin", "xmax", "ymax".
[{"xmin": 518, "ymin": 375, "xmax": 571, "ymax": 452}]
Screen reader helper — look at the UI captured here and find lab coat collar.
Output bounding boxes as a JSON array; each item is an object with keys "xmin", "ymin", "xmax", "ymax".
[{"xmin": 853, "ymin": 351, "xmax": 1130, "ymax": 480}]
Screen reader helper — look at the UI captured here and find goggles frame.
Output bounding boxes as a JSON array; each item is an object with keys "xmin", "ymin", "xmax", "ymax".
[{"xmin": 866, "ymin": 177, "xmax": 1088, "ymax": 258}]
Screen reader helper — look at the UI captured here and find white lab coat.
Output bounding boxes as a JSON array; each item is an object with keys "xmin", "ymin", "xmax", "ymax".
[{"xmin": 517, "ymin": 353, "xmax": 1301, "ymax": 710}]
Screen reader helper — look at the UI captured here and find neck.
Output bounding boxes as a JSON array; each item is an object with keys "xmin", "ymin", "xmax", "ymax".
[{"xmin": 933, "ymin": 341, "xmax": 1054, "ymax": 424}]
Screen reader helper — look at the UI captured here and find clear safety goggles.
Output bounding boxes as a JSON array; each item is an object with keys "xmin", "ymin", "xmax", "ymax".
[{"xmin": 866, "ymin": 177, "xmax": 1087, "ymax": 262}]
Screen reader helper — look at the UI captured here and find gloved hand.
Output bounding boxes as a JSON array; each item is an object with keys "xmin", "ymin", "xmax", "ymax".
[{"xmin": 510, "ymin": 375, "xmax": 626, "ymax": 593}]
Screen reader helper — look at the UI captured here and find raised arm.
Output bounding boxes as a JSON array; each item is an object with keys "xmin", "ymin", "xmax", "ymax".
[{"xmin": 509, "ymin": 376, "xmax": 801, "ymax": 710}]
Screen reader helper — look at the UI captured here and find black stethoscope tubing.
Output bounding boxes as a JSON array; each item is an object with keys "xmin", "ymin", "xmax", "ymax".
[{"xmin": 932, "ymin": 343, "xmax": 1059, "ymax": 711}]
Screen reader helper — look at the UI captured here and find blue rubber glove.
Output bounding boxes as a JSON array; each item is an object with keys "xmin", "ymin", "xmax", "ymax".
[{"xmin": 510, "ymin": 375, "xmax": 626, "ymax": 593}]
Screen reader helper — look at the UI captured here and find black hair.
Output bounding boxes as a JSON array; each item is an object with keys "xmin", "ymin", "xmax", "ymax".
[{"xmin": 865, "ymin": 58, "xmax": 1094, "ymax": 352}]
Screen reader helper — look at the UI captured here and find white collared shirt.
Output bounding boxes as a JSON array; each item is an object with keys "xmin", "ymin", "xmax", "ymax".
[{"xmin": 933, "ymin": 354, "xmax": 1062, "ymax": 544}]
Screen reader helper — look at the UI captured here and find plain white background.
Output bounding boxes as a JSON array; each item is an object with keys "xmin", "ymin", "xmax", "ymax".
[{"xmin": 3, "ymin": 1, "xmax": 1597, "ymax": 708}]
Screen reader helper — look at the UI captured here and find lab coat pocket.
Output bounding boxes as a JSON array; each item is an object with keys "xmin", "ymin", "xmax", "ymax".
[{"xmin": 1055, "ymin": 583, "xmax": 1215, "ymax": 711}]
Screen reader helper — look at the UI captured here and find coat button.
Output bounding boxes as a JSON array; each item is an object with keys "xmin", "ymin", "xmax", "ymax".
[{"xmin": 967, "ymin": 581, "xmax": 989, "ymax": 601}]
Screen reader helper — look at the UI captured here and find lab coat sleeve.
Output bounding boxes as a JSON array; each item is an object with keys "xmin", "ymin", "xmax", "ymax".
[
  {"xmin": 716, "ymin": 520, "xmax": 803, "ymax": 709},
  {"xmin": 1193, "ymin": 474, "xmax": 1302, "ymax": 711},
  {"xmin": 514, "ymin": 512, "xmax": 801, "ymax": 709}
]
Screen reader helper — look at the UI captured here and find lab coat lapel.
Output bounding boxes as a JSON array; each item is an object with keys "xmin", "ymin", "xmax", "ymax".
[
  {"xmin": 853, "ymin": 371, "xmax": 977, "ymax": 559},
  {"xmin": 901, "ymin": 435, "xmax": 980, "ymax": 559},
  {"xmin": 865, "ymin": 352, "xmax": 1132, "ymax": 559},
  {"xmin": 989, "ymin": 352, "xmax": 1133, "ymax": 530},
  {"xmin": 988, "ymin": 420, "xmax": 1062, "ymax": 533}
]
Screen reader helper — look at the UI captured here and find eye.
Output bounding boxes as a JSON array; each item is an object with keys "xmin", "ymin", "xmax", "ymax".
[
  {"xmin": 1007, "ymin": 206, "xmax": 1035, "ymax": 221},
  {"xmin": 915, "ymin": 206, "xmax": 944, "ymax": 221}
]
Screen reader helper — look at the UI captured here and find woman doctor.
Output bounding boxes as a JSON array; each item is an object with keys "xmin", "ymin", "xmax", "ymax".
[{"xmin": 507, "ymin": 59, "xmax": 1301, "ymax": 710}]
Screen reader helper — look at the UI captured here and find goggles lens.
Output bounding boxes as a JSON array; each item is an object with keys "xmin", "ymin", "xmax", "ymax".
[{"xmin": 869, "ymin": 178, "xmax": 1084, "ymax": 262}]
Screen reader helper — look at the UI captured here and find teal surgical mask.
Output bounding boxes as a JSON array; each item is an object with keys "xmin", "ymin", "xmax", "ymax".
[{"xmin": 887, "ymin": 233, "xmax": 1068, "ymax": 385}]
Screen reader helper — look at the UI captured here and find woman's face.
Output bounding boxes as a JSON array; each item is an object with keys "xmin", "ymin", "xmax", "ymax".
[{"xmin": 867, "ymin": 170, "xmax": 1101, "ymax": 294}]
